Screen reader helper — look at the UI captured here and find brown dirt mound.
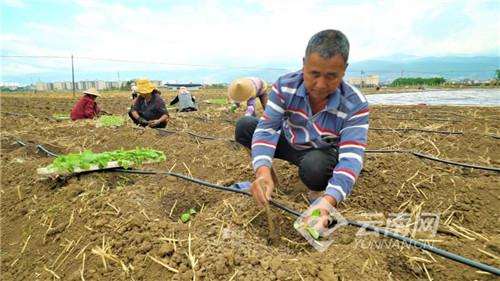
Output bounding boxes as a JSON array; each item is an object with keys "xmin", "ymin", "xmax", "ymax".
[{"xmin": 1, "ymin": 91, "xmax": 499, "ymax": 280}]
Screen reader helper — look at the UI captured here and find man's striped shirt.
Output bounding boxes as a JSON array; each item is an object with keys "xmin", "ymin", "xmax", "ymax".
[{"xmin": 252, "ymin": 70, "xmax": 369, "ymax": 204}]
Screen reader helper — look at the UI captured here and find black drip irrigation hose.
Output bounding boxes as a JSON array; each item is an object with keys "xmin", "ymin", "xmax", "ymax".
[
  {"xmin": 371, "ymin": 116, "xmax": 463, "ymax": 123},
  {"xmin": 150, "ymin": 128, "xmax": 500, "ymax": 172},
  {"xmin": 36, "ymin": 145, "xmax": 60, "ymax": 158},
  {"xmin": 411, "ymin": 151, "xmax": 500, "ymax": 172},
  {"xmin": 370, "ymin": 127, "xmax": 464, "ymax": 135},
  {"xmin": 370, "ymin": 127, "xmax": 500, "ymax": 139},
  {"xmin": 25, "ymin": 142, "xmax": 500, "ymax": 275},
  {"xmin": 366, "ymin": 149, "xmax": 500, "ymax": 172},
  {"xmin": 1, "ymin": 111, "xmax": 58, "ymax": 122},
  {"xmin": 487, "ymin": 134, "xmax": 500, "ymax": 140},
  {"xmin": 113, "ymin": 168, "xmax": 500, "ymax": 275},
  {"xmin": 16, "ymin": 140, "xmax": 27, "ymax": 147},
  {"xmin": 11, "ymin": 132, "xmax": 500, "ymax": 172},
  {"xmin": 146, "ymin": 128, "xmax": 500, "ymax": 172},
  {"xmin": 218, "ymin": 118, "xmax": 500, "ymax": 139}
]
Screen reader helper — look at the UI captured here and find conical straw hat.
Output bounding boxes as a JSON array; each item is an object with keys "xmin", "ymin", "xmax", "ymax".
[
  {"xmin": 83, "ymin": 88, "xmax": 101, "ymax": 97},
  {"xmin": 136, "ymin": 78, "xmax": 156, "ymax": 95},
  {"xmin": 228, "ymin": 78, "xmax": 256, "ymax": 102}
]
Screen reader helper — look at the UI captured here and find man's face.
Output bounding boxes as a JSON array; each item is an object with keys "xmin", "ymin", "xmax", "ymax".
[{"xmin": 303, "ymin": 52, "xmax": 347, "ymax": 100}]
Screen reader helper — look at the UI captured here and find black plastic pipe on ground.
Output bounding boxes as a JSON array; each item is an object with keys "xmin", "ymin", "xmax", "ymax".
[
  {"xmin": 14, "ymin": 141, "xmax": 500, "ymax": 275},
  {"xmin": 114, "ymin": 168, "xmax": 500, "ymax": 276}
]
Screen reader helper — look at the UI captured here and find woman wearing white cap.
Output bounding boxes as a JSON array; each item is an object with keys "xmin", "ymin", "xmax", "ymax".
[
  {"xmin": 228, "ymin": 77, "xmax": 269, "ymax": 116},
  {"xmin": 169, "ymin": 86, "xmax": 198, "ymax": 112},
  {"xmin": 70, "ymin": 88, "xmax": 108, "ymax": 120}
]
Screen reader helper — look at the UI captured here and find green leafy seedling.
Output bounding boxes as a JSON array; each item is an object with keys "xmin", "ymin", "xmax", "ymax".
[
  {"xmin": 304, "ymin": 225, "xmax": 320, "ymax": 240},
  {"xmin": 207, "ymin": 98, "xmax": 228, "ymax": 104},
  {"xmin": 180, "ymin": 213, "xmax": 191, "ymax": 223},
  {"xmin": 98, "ymin": 115, "xmax": 125, "ymax": 127},
  {"xmin": 45, "ymin": 148, "xmax": 166, "ymax": 173},
  {"xmin": 293, "ymin": 208, "xmax": 323, "ymax": 240},
  {"xmin": 180, "ymin": 208, "xmax": 197, "ymax": 223},
  {"xmin": 311, "ymin": 208, "xmax": 321, "ymax": 219},
  {"xmin": 116, "ymin": 183, "xmax": 125, "ymax": 191}
]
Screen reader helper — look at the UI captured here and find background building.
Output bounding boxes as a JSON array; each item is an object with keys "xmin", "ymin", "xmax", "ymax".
[{"xmin": 348, "ymin": 74, "xmax": 380, "ymax": 87}]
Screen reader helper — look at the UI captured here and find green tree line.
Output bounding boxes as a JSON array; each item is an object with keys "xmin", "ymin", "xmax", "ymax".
[{"xmin": 391, "ymin": 77, "xmax": 446, "ymax": 86}]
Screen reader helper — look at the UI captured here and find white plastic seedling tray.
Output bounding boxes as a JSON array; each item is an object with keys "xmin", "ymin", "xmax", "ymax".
[{"xmin": 37, "ymin": 159, "xmax": 159, "ymax": 175}]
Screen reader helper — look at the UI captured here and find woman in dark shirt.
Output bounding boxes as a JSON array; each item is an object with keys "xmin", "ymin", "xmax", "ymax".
[{"xmin": 128, "ymin": 79, "xmax": 169, "ymax": 128}]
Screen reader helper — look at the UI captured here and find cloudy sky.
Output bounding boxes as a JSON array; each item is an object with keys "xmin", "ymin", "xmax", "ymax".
[{"xmin": 1, "ymin": 0, "xmax": 499, "ymax": 83}]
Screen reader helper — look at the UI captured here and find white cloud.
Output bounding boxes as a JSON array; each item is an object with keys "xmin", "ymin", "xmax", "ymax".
[
  {"xmin": 75, "ymin": 11, "xmax": 107, "ymax": 26},
  {"xmin": 3, "ymin": 0, "xmax": 28, "ymax": 8},
  {"xmin": 1, "ymin": 0, "xmax": 498, "ymax": 78}
]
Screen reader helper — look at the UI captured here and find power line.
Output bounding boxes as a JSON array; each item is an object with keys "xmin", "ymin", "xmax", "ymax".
[
  {"xmin": 1, "ymin": 55, "xmax": 69, "ymax": 59},
  {"xmin": 2, "ymin": 55, "xmax": 497, "ymax": 74},
  {"xmin": 1, "ymin": 55, "xmax": 290, "ymax": 71}
]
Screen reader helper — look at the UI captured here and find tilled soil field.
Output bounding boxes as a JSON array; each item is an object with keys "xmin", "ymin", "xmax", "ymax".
[{"xmin": 1, "ymin": 90, "xmax": 499, "ymax": 280}]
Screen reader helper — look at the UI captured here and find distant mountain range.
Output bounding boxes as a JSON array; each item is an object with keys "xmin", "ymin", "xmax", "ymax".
[
  {"xmin": 347, "ymin": 55, "xmax": 499, "ymax": 82},
  {"xmin": 2, "ymin": 55, "xmax": 498, "ymax": 85}
]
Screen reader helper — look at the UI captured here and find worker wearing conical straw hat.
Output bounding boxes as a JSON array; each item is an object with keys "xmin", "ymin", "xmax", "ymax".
[
  {"xmin": 128, "ymin": 78, "xmax": 169, "ymax": 128},
  {"xmin": 228, "ymin": 77, "xmax": 269, "ymax": 116},
  {"xmin": 70, "ymin": 88, "xmax": 109, "ymax": 120}
]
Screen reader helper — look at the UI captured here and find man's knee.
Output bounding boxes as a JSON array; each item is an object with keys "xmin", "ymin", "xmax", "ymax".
[
  {"xmin": 234, "ymin": 116, "xmax": 258, "ymax": 147},
  {"xmin": 299, "ymin": 149, "xmax": 338, "ymax": 191}
]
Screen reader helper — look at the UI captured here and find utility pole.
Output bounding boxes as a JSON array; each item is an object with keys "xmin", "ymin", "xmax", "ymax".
[
  {"xmin": 360, "ymin": 70, "xmax": 365, "ymax": 89},
  {"xmin": 71, "ymin": 54, "xmax": 75, "ymax": 98}
]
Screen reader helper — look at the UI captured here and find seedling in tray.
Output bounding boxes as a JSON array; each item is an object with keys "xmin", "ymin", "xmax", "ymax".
[
  {"xmin": 206, "ymin": 98, "xmax": 228, "ymax": 104},
  {"xmin": 37, "ymin": 148, "xmax": 166, "ymax": 175},
  {"xmin": 97, "ymin": 115, "xmax": 125, "ymax": 127}
]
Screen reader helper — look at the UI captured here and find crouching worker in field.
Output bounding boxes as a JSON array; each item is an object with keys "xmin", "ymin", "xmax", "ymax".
[
  {"xmin": 235, "ymin": 29, "xmax": 369, "ymax": 225},
  {"xmin": 228, "ymin": 77, "xmax": 269, "ymax": 116},
  {"xmin": 169, "ymin": 86, "xmax": 198, "ymax": 112},
  {"xmin": 128, "ymin": 79, "xmax": 169, "ymax": 128},
  {"xmin": 71, "ymin": 88, "xmax": 109, "ymax": 120}
]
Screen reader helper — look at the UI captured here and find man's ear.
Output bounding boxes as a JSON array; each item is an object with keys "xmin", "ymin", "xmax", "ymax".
[
  {"xmin": 344, "ymin": 62, "xmax": 349, "ymax": 71},
  {"xmin": 302, "ymin": 57, "xmax": 306, "ymax": 70}
]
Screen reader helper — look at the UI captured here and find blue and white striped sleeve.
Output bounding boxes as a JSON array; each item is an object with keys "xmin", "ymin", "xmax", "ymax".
[
  {"xmin": 251, "ymin": 82, "xmax": 286, "ymax": 171},
  {"xmin": 325, "ymin": 102, "xmax": 369, "ymax": 204}
]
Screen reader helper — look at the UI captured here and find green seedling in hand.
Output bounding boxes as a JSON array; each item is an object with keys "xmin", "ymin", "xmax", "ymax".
[{"xmin": 294, "ymin": 208, "xmax": 322, "ymax": 240}]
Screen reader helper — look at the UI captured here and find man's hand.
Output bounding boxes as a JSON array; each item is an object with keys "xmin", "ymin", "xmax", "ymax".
[
  {"xmin": 250, "ymin": 166, "xmax": 275, "ymax": 208},
  {"xmin": 303, "ymin": 195, "xmax": 337, "ymax": 235}
]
